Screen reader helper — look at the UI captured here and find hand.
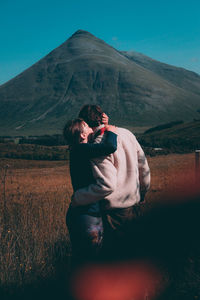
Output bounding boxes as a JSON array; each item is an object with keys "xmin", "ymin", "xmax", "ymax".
[{"xmin": 102, "ymin": 113, "xmax": 109, "ymax": 125}]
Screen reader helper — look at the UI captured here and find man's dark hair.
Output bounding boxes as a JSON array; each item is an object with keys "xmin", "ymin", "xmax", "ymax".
[
  {"xmin": 63, "ymin": 118, "xmax": 85, "ymax": 146},
  {"xmin": 78, "ymin": 104, "xmax": 103, "ymax": 128}
]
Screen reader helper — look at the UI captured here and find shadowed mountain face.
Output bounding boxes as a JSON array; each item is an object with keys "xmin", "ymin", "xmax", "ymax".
[{"xmin": 0, "ymin": 29, "xmax": 200, "ymax": 135}]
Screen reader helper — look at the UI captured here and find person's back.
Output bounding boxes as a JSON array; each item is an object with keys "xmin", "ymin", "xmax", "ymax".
[
  {"xmin": 91, "ymin": 127, "xmax": 150, "ymax": 209},
  {"xmin": 93, "ymin": 127, "xmax": 150, "ymax": 258}
]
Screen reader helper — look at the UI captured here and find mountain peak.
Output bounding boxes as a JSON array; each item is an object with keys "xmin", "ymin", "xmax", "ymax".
[{"xmin": 71, "ymin": 29, "xmax": 95, "ymax": 38}]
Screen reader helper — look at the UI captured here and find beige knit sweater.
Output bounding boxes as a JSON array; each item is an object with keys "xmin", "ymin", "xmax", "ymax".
[{"xmin": 73, "ymin": 127, "xmax": 150, "ymax": 209}]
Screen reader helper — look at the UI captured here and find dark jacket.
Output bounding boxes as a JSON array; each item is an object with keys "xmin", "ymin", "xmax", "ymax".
[{"xmin": 69, "ymin": 131, "xmax": 117, "ymax": 214}]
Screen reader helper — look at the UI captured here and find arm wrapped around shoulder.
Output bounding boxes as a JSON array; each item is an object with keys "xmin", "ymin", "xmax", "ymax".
[{"xmin": 72, "ymin": 156, "xmax": 117, "ymax": 206}]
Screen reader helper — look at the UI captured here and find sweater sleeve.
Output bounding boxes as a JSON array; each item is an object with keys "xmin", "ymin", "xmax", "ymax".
[
  {"xmin": 73, "ymin": 155, "xmax": 117, "ymax": 206},
  {"xmin": 75, "ymin": 131, "xmax": 117, "ymax": 158}
]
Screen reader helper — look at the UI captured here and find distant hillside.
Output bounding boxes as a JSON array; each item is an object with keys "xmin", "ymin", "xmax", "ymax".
[
  {"xmin": 0, "ymin": 30, "xmax": 200, "ymax": 135},
  {"xmin": 138, "ymin": 119, "xmax": 200, "ymax": 152},
  {"xmin": 122, "ymin": 51, "xmax": 200, "ymax": 96}
]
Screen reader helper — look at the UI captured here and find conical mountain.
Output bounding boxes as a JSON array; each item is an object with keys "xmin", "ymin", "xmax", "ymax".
[{"xmin": 0, "ymin": 29, "xmax": 200, "ymax": 135}]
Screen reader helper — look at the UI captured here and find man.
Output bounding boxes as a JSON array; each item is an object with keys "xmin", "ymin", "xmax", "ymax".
[{"xmin": 72, "ymin": 104, "xmax": 151, "ymax": 257}]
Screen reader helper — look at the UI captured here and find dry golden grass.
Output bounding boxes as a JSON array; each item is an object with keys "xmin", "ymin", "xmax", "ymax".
[
  {"xmin": 147, "ymin": 152, "xmax": 197, "ymax": 203},
  {"xmin": 0, "ymin": 153, "xmax": 198, "ymax": 291},
  {"xmin": 0, "ymin": 159, "xmax": 72, "ymax": 288}
]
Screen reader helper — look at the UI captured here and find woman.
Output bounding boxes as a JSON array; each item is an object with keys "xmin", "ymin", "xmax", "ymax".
[{"xmin": 63, "ymin": 115, "xmax": 117, "ymax": 263}]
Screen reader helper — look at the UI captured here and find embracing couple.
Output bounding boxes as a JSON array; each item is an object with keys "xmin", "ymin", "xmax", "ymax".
[{"xmin": 63, "ymin": 104, "xmax": 150, "ymax": 265}]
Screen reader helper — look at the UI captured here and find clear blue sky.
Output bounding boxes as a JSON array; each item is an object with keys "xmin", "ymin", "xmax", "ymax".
[{"xmin": 1, "ymin": 0, "xmax": 200, "ymax": 85}]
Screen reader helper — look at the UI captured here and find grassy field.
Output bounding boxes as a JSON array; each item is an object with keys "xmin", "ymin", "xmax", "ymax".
[
  {"xmin": 0, "ymin": 153, "xmax": 199, "ymax": 299},
  {"xmin": 0, "ymin": 159, "xmax": 72, "ymax": 298}
]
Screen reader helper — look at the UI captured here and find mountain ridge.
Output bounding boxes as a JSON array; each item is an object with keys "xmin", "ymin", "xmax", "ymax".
[{"xmin": 122, "ymin": 50, "xmax": 200, "ymax": 96}]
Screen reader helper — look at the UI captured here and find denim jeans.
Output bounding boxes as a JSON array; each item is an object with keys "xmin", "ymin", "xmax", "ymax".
[{"xmin": 66, "ymin": 205, "xmax": 103, "ymax": 263}]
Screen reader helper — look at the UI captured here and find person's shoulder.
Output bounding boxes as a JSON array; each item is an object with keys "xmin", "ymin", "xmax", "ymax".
[
  {"xmin": 117, "ymin": 127, "xmax": 136, "ymax": 139},
  {"xmin": 71, "ymin": 143, "xmax": 89, "ymax": 153}
]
